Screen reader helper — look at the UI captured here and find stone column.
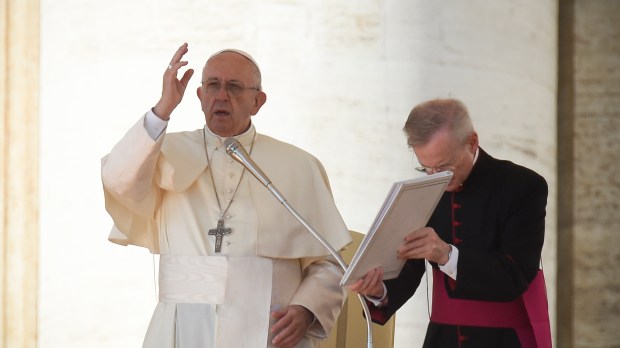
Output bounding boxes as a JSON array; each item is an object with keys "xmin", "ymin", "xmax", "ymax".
[
  {"xmin": 0, "ymin": 0, "xmax": 39, "ymax": 347},
  {"xmin": 558, "ymin": 0, "xmax": 620, "ymax": 347}
]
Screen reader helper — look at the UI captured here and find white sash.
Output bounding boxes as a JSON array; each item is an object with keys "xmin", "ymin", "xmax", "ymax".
[
  {"xmin": 159, "ymin": 255, "xmax": 228, "ymax": 303},
  {"xmin": 159, "ymin": 255, "xmax": 273, "ymax": 348}
]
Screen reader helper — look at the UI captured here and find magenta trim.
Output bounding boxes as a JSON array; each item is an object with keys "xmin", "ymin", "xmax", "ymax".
[{"xmin": 430, "ymin": 269, "xmax": 552, "ymax": 347}]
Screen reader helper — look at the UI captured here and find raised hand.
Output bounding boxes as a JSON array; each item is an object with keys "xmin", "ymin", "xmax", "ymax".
[{"xmin": 152, "ymin": 43, "xmax": 195, "ymax": 120}]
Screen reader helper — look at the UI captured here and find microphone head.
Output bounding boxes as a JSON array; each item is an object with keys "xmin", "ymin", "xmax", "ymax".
[
  {"xmin": 222, "ymin": 136, "xmax": 271, "ymax": 187},
  {"xmin": 223, "ymin": 137, "xmax": 241, "ymax": 155}
]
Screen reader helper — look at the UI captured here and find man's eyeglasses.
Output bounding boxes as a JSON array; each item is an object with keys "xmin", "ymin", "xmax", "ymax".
[
  {"xmin": 201, "ymin": 80, "xmax": 260, "ymax": 97},
  {"xmin": 415, "ymin": 150, "xmax": 465, "ymax": 174}
]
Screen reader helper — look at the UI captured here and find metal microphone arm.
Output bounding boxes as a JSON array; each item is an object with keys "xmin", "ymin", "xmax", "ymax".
[{"xmin": 224, "ymin": 138, "xmax": 373, "ymax": 348}]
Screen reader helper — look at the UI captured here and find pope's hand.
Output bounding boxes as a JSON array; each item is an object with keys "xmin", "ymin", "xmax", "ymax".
[
  {"xmin": 270, "ymin": 305, "xmax": 314, "ymax": 348},
  {"xmin": 153, "ymin": 42, "xmax": 194, "ymax": 120}
]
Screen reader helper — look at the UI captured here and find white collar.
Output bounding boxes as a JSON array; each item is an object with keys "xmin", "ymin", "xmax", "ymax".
[{"xmin": 203, "ymin": 123, "xmax": 256, "ymax": 150}]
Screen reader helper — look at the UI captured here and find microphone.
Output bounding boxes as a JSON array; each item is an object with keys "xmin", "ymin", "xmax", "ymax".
[
  {"xmin": 223, "ymin": 137, "xmax": 286, "ymax": 204},
  {"xmin": 223, "ymin": 137, "xmax": 374, "ymax": 348},
  {"xmin": 223, "ymin": 138, "xmax": 271, "ymax": 187},
  {"xmin": 224, "ymin": 136, "xmax": 346, "ymax": 265}
]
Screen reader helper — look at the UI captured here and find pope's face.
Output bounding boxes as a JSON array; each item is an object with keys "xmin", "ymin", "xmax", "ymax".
[{"xmin": 197, "ymin": 52, "xmax": 266, "ymax": 137}]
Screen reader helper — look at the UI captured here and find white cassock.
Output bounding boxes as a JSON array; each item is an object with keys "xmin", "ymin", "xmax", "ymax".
[{"xmin": 101, "ymin": 113, "xmax": 352, "ymax": 348}]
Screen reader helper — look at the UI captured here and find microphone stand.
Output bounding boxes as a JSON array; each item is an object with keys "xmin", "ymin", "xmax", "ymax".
[{"xmin": 224, "ymin": 138, "xmax": 373, "ymax": 348}]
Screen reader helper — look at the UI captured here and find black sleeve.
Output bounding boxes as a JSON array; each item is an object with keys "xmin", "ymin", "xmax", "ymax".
[{"xmin": 368, "ymin": 258, "xmax": 426, "ymax": 325}]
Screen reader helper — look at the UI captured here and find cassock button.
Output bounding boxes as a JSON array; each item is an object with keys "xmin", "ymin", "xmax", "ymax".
[
  {"xmin": 452, "ymin": 203, "xmax": 462, "ymax": 209},
  {"xmin": 453, "ymin": 237, "xmax": 463, "ymax": 245},
  {"xmin": 452, "ymin": 221, "xmax": 462, "ymax": 227}
]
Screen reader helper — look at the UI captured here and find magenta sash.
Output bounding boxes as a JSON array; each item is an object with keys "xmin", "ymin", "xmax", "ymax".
[{"xmin": 430, "ymin": 269, "xmax": 552, "ymax": 348}]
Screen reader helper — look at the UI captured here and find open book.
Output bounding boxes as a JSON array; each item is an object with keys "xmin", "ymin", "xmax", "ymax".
[{"xmin": 340, "ymin": 171, "xmax": 453, "ymax": 286}]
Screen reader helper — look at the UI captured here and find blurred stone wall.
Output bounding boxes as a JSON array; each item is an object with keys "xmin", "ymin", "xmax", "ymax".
[{"xmin": 558, "ymin": 0, "xmax": 620, "ymax": 347}]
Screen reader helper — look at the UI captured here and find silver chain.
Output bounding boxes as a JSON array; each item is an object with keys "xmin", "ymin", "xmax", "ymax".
[{"xmin": 202, "ymin": 126, "xmax": 256, "ymax": 218}]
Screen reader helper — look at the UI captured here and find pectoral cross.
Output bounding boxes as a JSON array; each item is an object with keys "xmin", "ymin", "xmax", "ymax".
[{"xmin": 208, "ymin": 219, "xmax": 232, "ymax": 252}]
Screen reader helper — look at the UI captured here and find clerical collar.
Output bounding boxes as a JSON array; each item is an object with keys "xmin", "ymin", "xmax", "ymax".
[
  {"xmin": 456, "ymin": 147, "xmax": 480, "ymax": 191},
  {"xmin": 203, "ymin": 123, "xmax": 256, "ymax": 150},
  {"xmin": 473, "ymin": 147, "xmax": 480, "ymax": 165}
]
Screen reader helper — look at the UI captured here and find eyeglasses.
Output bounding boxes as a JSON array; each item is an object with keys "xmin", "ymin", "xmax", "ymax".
[
  {"xmin": 415, "ymin": 150, "xmax": 465, "ymax": 174},
  {"xmin": 201, "ymin": 80, "xmax": 260, "ymax": 97}
]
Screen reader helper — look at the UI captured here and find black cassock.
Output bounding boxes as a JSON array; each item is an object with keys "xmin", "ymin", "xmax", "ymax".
[{"xmin": 369, "ymin": 148, "xmax": 548, "ymax": 348}]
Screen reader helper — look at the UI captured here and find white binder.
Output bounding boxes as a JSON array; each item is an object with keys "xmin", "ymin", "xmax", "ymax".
[{"xmin": 340, "ymin": 171, "xmax": 453, "ymax": 286}]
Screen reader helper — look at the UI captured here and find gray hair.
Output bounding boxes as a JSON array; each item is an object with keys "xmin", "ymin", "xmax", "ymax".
[{"xmin": 403, "ymin": 98, "xmax": 474, "ymax": 147}]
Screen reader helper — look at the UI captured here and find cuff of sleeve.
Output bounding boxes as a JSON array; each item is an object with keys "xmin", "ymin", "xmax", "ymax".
[
  {"xmin": 438, "ymin": 244, "xmax": 458, "ymax": 280},
  {"xmin": 364, "ymin": 282, "xmax": 387, "ymax": 307},
  {"xmin": 144, "ymin": 109, "xmax": 168, "ymax": 140},
  {"xmin": 305, "ymin": 311, "xmax": 326, "ymax": 340}
]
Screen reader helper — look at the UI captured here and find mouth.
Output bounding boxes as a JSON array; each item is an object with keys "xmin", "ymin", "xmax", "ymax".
[{"xmin": 213, "ymin": 108, "xmax": 231, "ymax": 117}]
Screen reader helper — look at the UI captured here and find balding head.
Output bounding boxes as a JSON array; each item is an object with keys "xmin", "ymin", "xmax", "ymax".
[{"xmin": 403, "ymin": 98, "xmax": 474, "ymax": 148}]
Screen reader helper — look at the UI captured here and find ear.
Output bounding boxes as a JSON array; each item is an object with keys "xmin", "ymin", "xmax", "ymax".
[
  {"xmin": 196, "ymin": 86, "xmax": 203, "ymax": 100},
  {"xmin": 468, "ymin": 132, "xmax": 479, "ymax": 153},
  {"xmin": 250, "ymin": 91, "xmax": 267, "ymax": 116}
]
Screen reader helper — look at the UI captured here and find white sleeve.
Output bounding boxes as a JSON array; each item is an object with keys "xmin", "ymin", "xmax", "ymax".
[
  {"xmin": 144, "ymin": 108, "xmax": 168, "ymax": 140},
  {"xmin": 439, "ymin": 244, "xmax": 458, "ymax": 280},
  {"xmin": 364, "ymin": 282, "xmax": 388, "ymax": 307}
]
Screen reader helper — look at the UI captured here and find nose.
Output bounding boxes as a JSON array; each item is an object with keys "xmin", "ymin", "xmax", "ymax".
[{"xmin": 214, "ymin": 84, "xmax": 229, "ymax": 100}]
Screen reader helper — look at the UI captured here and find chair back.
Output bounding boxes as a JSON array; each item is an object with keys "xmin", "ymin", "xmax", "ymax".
[{"xmin": 320, "ymin": 231, "xmax": 395, "ymax": 348}]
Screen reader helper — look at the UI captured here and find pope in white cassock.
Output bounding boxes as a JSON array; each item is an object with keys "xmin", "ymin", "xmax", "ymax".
[{"xmin": 101, "ymin": 43, "xmax": 352, "ymax": 348}]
